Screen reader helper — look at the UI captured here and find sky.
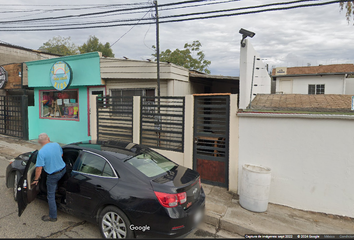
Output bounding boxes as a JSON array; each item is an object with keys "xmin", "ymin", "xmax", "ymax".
[{"xmin": 0, "ymin": 0, "xmax": 353, "ymax": 76}]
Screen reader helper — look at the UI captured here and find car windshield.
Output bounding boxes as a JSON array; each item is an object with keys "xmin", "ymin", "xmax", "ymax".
[{"xmin": 126, "ymin": 151, "xmax": 177, "ymax": 178}]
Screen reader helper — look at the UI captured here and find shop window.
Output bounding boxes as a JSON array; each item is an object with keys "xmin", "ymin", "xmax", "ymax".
[{"xmin": 40, "ymin": 90, "xmax": 79, "ymax": 120}]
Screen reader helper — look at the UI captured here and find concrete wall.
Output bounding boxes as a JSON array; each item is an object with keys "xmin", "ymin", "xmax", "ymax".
[
  {"xmin": 100, "ymin": 58, "xmax": 189, "ymax": 81},
  {"xmin": 0, "ymin": 44, "xmax": 58, "ymax": 66},
  {"xmin": 238, "ymin": 113, "xmax": 354, "ymax": 218},
  {"xmin": 239, "ymin": 39, "xmax": 271, "ymax": 109},
  {"xmin": 276, "ymin": 75, "xmax": 345, "ymax": 94},
  {"xmin": 228, "ymin": 95, "xmax": 239, "ymax": 192}
]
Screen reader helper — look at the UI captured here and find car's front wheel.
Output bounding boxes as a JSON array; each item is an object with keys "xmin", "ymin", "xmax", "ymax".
[
  {"xmin": 99, "ymin": 206, "xmax": 133, "ymax": 239},
  {"xmin": 13, "ymin": 171, "xmax": 21, "ymax": 202}
]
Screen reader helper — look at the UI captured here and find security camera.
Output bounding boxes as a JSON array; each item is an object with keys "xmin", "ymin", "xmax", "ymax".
[
  {"xmin": 239, "ymin": 28, "xmax": 256, "ymax": 47},
  {"xmin": 239, "ymin": 28, "xmax": 255, "ymax": 38}
]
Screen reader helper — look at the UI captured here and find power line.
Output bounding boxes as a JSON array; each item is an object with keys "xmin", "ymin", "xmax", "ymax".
[
  {"xmin": 66, "ymin": 0, "xmax": 239, "ymax": 22},
  {"xmin": 111, "ymin": 9, "xmax": 152, "ymax": 47},
  {"xmin": 0, "ymin": 0, "xmax": 207, "ymax": 24},
  {"xmin": 0, "ymin": 0, "xmax": 317, "ymax": 28},
  {"xmin": 159, "ymin": 0, "xmax": 320, "ymax": 20},
  {"xmin": 0, "ymin": 0, "xmax": 235, "ymax": 22},
  {"xmin": 0, "ymin": 2, "xmax": 151, "ymax": 7},
  {"xmin": 0, "ymin": 0, "xmax": 239, "ymax": 26},
  {"xmin": 0, "ymin": 0, "xmax": 350, "ymax": 31},
  {"xmin": 0, "ymin": 6, "xmax": 126, "ymax": 14}
]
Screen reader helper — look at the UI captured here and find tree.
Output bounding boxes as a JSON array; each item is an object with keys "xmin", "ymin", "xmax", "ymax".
[
  {"xmin": 38, "ymin": 36, "xmax": 79, "ymax": 55},
  {"xmin": 153, "ymin": 40, "xmax": 211, "ymax": 74},
  {"xmin": 340, "ymin": 1, "xmax": 354, "ymax": 22},
  {"xmin": 79, "ymin": 36, "xmax": 114, "ymax": 57}
]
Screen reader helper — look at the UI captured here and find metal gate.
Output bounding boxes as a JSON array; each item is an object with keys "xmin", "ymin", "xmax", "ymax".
[
  {"xmin": 140, "ymin": 96, "xmax": 185, "ymax": 152},
  {"xmin": 193, "ymin": 95, "xmax": 230, "ymax": 188},
  {"xmin": 0, "ymin": 95, "xmax": 28, "ymax": 139},
  {"xmin": 96, "ymin": 96, "xmax": 133, "ymax": 142}
]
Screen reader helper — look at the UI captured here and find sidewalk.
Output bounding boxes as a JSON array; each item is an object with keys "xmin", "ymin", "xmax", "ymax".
[
  {"xmin": 0, "ymin": 135, "xmax": 39, "ymax": 160},
  {"xmin": 203, "ymin": 184, "xmax": 354, "ymax": 237}
]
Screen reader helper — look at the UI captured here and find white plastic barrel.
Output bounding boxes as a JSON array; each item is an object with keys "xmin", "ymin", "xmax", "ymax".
[{"xmin": 239, "ymin": 164, "xmax": 271, "ymax": 212}]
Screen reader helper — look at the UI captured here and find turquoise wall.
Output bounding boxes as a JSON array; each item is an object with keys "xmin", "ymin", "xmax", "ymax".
[
  {"xmin": 27, "ymin": 52, "xmax": 102, "ymax": 144},
  {"xmin": 28, "ymin": 87, "xmax": 90, "ymax": 144},
  {"xmin": 26, "ymin": 52, "xmax": 102, "ymax": 88}
]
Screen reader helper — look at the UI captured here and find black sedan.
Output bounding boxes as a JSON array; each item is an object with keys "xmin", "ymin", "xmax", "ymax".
[{"xmin": 6, "ymin": 140, "xmax": 205, "ymax": 239}]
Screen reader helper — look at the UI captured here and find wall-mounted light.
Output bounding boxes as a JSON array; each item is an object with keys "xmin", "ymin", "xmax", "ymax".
[{"xmin": 239, "ymin": 28, "xmax": 255, "ymax": 47}]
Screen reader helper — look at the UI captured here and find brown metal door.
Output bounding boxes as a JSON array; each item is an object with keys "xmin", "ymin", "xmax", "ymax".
[{"xmin": 193, "ymin": 95, "xmax": 230, "ymax": 188}]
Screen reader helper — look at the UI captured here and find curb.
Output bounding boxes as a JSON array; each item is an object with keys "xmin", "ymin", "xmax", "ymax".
[{"xmin": 204, "ymin": 210, "xmax": 260, "ymax": 237}]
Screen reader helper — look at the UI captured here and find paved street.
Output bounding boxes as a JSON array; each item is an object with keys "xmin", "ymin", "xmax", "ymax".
[
  {"xmin": 0, "ymin": 136, "xmax": 239, "ymax": 239},
  {"xmin": 0, "ymin": 154, "xmax": 103, "ymax": 238}
]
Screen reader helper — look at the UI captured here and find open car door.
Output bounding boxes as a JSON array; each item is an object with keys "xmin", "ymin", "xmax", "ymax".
[{"xmin": 17, "ymin": 150, "xmax": 39, "ymax": 217}]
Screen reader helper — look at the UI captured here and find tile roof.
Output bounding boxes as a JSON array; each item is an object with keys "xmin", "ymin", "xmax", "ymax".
[
  {"xmin": 248, "ymin": 94, "xmax": 353, "ymax": 113},
  {"xmin": 272, "ymin": 64, "xmax": 354, "ymax": 76}
]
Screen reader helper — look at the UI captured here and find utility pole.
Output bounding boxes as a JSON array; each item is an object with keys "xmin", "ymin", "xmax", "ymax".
[
  {"xmin": 154, "ymin": 0, "xmax": 160, "ymax": 99},
  {"xmin": 154, "ymin": 0, "xmax": 161, "ymax": 147}
]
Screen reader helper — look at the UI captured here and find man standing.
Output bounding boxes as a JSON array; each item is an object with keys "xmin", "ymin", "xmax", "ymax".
[{"xmin": 32, "ymin": 133, "xmax": 66, "ymax": 222}]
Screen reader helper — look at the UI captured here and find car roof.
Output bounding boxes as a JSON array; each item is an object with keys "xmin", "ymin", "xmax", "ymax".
[{"xmin": 64, "ymin": 140, "xmax": 149, "ymax": 161}]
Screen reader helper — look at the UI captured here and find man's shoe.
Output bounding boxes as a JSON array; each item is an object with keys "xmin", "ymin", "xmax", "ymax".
[{"xmin": 41, "ymin": 215, "xmax": 57, "ymax": 222}]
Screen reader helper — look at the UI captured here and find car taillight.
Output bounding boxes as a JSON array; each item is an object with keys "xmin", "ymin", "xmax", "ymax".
[
  {"xmin": 177, "ymin": 192, "xmax": 187, "ymax": 204},
  {"xmin": 154, "ymin": 191, "xmax": 187, "ymax": 208},
  {"xmin": 154, "ymin": 191, "xmax": 178, "ymax": 208}
]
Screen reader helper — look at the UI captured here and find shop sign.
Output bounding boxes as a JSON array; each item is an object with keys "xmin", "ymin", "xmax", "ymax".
[
  {"xmin": 50, "ymin": 61, "xmax": 72, "ymax": 91},
  {"xmin": 0, "ymin": 67, "xmax": 8, "ymax": 89}
]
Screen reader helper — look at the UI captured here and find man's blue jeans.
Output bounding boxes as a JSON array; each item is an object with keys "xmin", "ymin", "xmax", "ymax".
[{"xmin": 46, "ymin": 168, "xmax": 66, "ymax": 219}]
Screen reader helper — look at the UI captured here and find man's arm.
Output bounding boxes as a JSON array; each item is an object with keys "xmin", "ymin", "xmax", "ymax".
[{"xmin": 32, "ymin": 167, "xmax": 42, "ymax": 185}]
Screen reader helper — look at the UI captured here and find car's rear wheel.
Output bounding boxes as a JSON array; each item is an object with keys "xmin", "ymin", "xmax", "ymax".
[
  {"xmin": 13, "ymin": 171, "xmax": 21, "ymax": 202},
  {"xmin": 99, "ymin": 206, "xmax": 133, "ymax": 239}
]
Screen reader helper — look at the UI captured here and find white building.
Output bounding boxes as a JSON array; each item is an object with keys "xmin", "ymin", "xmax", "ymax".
[{"xmin": 272, "ymin": 64, "xmax": 354, "ymax": 95}]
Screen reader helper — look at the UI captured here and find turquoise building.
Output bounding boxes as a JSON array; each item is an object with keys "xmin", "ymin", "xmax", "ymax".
[{"xmin": 27, "ymin": 52, "xmax": 104, "ymax": 144}]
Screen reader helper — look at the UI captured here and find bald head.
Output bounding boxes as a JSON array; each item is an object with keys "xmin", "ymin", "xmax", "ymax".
[{"xmin": 38, "ymin": 133, "xmax": 50, "ymax": 146}]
